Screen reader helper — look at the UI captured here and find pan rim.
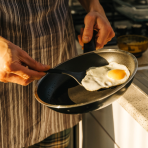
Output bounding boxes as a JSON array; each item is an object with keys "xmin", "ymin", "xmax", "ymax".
[{"xmin": 34, "ymin": 48, "xmax": 138, "ymax": 109}]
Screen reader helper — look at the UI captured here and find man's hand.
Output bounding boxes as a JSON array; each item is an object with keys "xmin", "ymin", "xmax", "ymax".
[
  {"xmin": 0, "ymin": 37, "xmax": 50, "ymax": 86},
  {"xmin": 78, "ymin": 0, "xmax": 115, "ymax": 49}
]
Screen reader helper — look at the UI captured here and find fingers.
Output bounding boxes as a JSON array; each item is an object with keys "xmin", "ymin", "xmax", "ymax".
[
  {"xmin": 0, "ymin": 72, "xmax": 34, "ymax": 86},
  {"xmin": 96, "ymin": 29, "xmax": 109, "ymax": 49},
  {"xmin": 19, "ymin": 49, "xmax": 50, "ymax": 72},
  {"xmin": 107, "ymin": 31, "xmax": 115, "ymax": 42},
  {"xmin": 0, "ymin": 38, "xmax": 49, "ymax": 86},
  {"xmin": 103, "ymin": 31, "xmax": 115, "ymax": 46},
  {"xmin": 78, "ymin": 27, "xmax": 115, "ymax": 50},
  {"xmin": 78, "ymin": 28, "xmax": 84, "ymax": 48},
  {"xmin": 82, "ymin": 15, "xmax": 96, "ymax": 43},
  {"xmin": 10, "ymin": 62, "xmax": 46, "ymax": 80},
  {"xmin": 1, "ymin": 52, "xmax": 48, "ymax": 84},
  {"xmin": 5, "ymin": 73, "xmax": 34, "ymax": 86},
  {"xmin": 77, "ymin": 12, "xmax": 115, "ymax": 50},
  {"xmin": 95, "ymin": 17, "xmax": 115, "ymax": 49},
  {"xmin": 1, "ymin": 63, "xmax": 46, "ymax": 85}
]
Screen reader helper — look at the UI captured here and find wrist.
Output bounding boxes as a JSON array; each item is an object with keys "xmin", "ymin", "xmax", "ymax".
[
  {"xmin": 79, "ymin": 0, "xmax": 107, "ymax": 18},
  {"xmin": 0, "ymin": 37, "xmax": 9, "ymax": 58},
  {"xmin": 89, "ymin": 2, "xmax": 101, "ymax": 12},
  {"xmin": 78, "ymin": 0, "xmax": 101, "ymax": 12},
  {"xmin": 89, "ymin": 3, "xmax": 106, "ymax": 16}
]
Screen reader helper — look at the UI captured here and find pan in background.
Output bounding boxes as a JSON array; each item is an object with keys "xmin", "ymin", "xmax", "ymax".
[{"xmin": 35, "ymin": 49, "xmax": 138, "ymax": 114}]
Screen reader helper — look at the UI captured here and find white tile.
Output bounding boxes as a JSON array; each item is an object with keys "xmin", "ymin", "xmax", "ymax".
[
  {"xmin": 91, "ymin": 101, "xmax": 148, "ymax": 148},
  {"xmin": 82, "ymin": 113, "xmax": 117, "ymax": 148},
  {"xmin": 91, "ymin": 105, "xmax": 115, "ymax": 141}
]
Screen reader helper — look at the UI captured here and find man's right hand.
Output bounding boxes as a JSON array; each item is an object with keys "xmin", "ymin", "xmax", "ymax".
[{"xmin": 0, "ymin": 37, "xmax": 50, "ymax": 86}]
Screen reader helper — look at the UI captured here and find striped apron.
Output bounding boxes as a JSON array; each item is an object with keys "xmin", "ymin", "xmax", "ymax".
[{"xmin": 0, "ymin": 0, "xmax": 82, "ymax": 147}]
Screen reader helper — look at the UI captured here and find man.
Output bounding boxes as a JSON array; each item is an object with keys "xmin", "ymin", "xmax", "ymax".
[{"xmin": 0, "ymin": 0, "xmax": 115, "ymax": 147}]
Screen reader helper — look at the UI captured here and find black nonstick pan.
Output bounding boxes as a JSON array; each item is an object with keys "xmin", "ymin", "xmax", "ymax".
[{"xmin": 35, "ymin": 34, "xmax": 138, "ymax": 114}]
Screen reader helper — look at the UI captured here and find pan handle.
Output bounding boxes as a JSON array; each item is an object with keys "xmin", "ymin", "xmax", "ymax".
[{"xmin": 84, "ymin": 30, "xmax": 98, "ymax": 53}]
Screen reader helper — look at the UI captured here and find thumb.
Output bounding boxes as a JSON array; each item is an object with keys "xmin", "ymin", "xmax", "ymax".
[{"xmin": 83, "ymin": 15, "xmax": 96, "ymax": 43}]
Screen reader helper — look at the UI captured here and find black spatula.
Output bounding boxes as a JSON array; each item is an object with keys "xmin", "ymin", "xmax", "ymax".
[
  {"xmin": 45, "ymin": 69, "xmax": 86, "ymax": 86},
  {"xmin": 45, "ymin": 30, "xmax": 97, "ymax": 86}
]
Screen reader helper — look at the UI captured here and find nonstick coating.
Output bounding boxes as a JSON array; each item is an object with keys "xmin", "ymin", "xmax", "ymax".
[{"xmin": 35, "ymin": 49, "xmax": 138, "ymax": 114}]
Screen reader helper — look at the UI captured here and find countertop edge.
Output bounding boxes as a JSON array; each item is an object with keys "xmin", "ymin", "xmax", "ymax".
[{"xmin": 117, "ymin": 83, "xmax": 148, "ymax": 132}]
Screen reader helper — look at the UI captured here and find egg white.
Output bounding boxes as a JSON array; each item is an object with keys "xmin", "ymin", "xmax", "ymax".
[{"xmin": 81, "ymin": 62, "xmax": 130, "ymax": 91}]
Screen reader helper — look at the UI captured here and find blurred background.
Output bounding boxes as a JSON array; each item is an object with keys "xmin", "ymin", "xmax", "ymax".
[
  {"xmin": 69, "ymin": 0, "xmax": 148, "ymax": 47},
  {"xmin": 68, "ymin": 1, "xmax": 148, "ymax": 148}
]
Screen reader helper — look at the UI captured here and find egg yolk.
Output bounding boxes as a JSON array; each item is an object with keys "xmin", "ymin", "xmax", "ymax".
[{"xmin": 107, "ymin": 69, "xmax": 126, "ymax": 80}]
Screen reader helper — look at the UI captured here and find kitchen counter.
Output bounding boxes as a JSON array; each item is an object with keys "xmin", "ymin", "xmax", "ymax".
[
  {"xmin": 118, "ymin": 82, "xmax": 148, "ymax": 133},
  {"xmin": 104, "ymin": 45, "xmax": 148, "ymax": 133},
  {"xmin": 76, "ymin": 41, "xmax": 148, "ymax": 133}
]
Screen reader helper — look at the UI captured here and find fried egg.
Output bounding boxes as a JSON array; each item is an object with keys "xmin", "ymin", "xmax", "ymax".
[{"xmin": 81, "ymin": 62, "xmax": 130, "ymax": 91}]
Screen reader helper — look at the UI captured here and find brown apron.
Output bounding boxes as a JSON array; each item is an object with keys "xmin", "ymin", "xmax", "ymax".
[{"xmin": 0, "ymin": 0, "xmax": 82, "ymax": 147}]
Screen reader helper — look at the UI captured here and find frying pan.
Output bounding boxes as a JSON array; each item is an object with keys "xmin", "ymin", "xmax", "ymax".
[{"xmin": 35, "ymin": 34, "xmax": 138, "ymax": 114}]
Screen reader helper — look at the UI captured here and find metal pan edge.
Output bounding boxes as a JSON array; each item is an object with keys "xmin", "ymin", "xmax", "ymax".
[{"xmin": 34, "ymin": 49, "xmax": 138, "ymax": 109}]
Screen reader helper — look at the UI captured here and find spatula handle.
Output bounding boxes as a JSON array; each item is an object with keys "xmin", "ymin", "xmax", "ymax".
[
  {"xmin": 44, "ymin": 69, "xmax": 78, "ymax": 78},
  {"xmin": 84, "ymin": 30, "xmax": 98, "ymax": 53},
  {"xmin": 45, "ymin": 69, "xmax": 70, "ymax": 74}
]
